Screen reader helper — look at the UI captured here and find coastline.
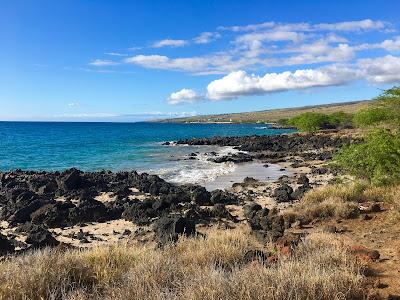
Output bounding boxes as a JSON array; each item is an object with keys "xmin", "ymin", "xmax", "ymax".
[{"xmin": 0, "ymin": 130, "xmax": 348, "ymax": 250}]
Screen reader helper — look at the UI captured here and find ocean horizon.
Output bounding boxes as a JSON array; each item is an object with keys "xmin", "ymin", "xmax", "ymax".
[{"xmin": 0, "ymin": 121, "xmax": 295, "ymax": 186}]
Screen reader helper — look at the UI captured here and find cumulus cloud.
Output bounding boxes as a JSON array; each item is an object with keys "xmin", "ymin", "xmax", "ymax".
[
  {"xmin": 89, "ymin": 59, "xmax": 119, "ymax": 66},
  {"xmin": 194, "ymin": 32, "xmax": 221, "ymax": 44},
  {"xmin": 354, "ymin": 36, "xmax": 400, "ymax": 52},
  {"xmin": 167, "ymin": 88, "xmax": 203, "ymax": 105},
  {"xmin": 68, "ymin": 102, "xmax": 80, "ymax": 107},
  {"xmin": 125, "ymin": 55, "xmax": 210, "ymax": 72},
  {"xmin": 206, "ymin": 67, "xmax": 358, "ymax": 100},
  {"xmin": 152, "ymin": 39, "xmax": 188, "ymax": 48},
  {"xmin": 380, "ymin": 36, "xmax": 400, "ymax": 52},
  {"xmin": 236, "ymin": 31, "xmax": 305, "ymax": 44},
  {"xmin": 358, "ymin": 55, "xmax": 400, "ymax": 83},
  {"xmin": 171, "ymin": 55, "xmax": 400, "ymax": 101},
  {"xmin": 281, "ymin": 43, "xmax": 355, "ymax": 66},
  {"xmin": 125, "ymin": 54, "xmax": 257, "ymax": 74},
  {"xmin": 315, "ymin": 19, "xmax": 387, "ymax": 32}
]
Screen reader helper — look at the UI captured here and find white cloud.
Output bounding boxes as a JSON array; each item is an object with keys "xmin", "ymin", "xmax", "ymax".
[
  {"xmin": 92, "ymin": 19, "xmax": 397, "ymax": 79},
  {"xmin": 358, "ymin": 55, "xmax": 400, "ymax": 83},
  {"xmin": 281, "ymin": 43, "xmax": 354, "ymax": 66},
  {"xmin": 206, "ymin": 66, "xmax": 358, "ymax": 100},
  {"xmin": 125, "ymin": 55, "xmax": 210, "ymax": 72},
  {"xmin": 219, "ymin": 21, "xmax": 276, "ymax": 32},
  {"xmin": 68, "ymin": 102, "xmax": 80, "ymax": 107},
  {"xmin": 380, "ymin": 36, "xmax": 400, "ymax": 52},
  {"xmin": 354, "ymin": 36, "xmax": 400, "ymax": 52},
  {"xmin": 194, "ymin": 32, "xmax": 220, "ymax": 44},
  {"xmin": 325, "ymin": 34, "xmax": 348, "ymax": 43},
  {"xmin": 315, "ymin": 19, "xmax": 386, "ymax": 31},
  {"xmin": 125, "ymin": 54, "xmax": 256, "ymax": 74},
  {"xmin": 236, "ymin": 31, "xmax": 305, "ymax": 44},
  {"xmin": 221, "ymin": 19, "xmax": 388, "ymax": 33},
  {"xmin": 105, "ymin": 52, "xmax": 127, "ymax": 57},
  {"xmin": 89, "ymin": 59, "xmax": 119, "ymax": 66},
  {"xmin": 152, "ymin": 39, "xmax": 188, "ymax": 48},
  {"xmin": 167, "ymin": 88, "xmax": 203, "ymax": 105}
]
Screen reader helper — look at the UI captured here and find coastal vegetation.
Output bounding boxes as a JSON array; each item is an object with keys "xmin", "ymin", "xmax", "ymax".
[
  {"xmin": 0, "ymin": 229, "xmax": 364, "ymax": 300},
  {"xmin": 282, "ymin": 111, "xmax": 353, "ymax": 131},
  {"xmin": 1, "ymin": 88, "xmax": 399, "ymax": 299},
  {"xmin": 333, "ymin": 87, "xmax": 400, "ymax": 185}
]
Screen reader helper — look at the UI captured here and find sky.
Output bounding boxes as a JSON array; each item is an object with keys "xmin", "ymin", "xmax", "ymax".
[{"xmin": 1, "ymin": 0, "xmax": 400, "ymax": 121}]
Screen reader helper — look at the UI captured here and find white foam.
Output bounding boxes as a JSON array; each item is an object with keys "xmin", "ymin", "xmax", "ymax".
[
  {"xmin": 148, "ymin": 145, "xmax": 241, "ymax": 185},
  {"xmin": 166, "ymin": 161, "xmax": 236, "ymax": 185}
]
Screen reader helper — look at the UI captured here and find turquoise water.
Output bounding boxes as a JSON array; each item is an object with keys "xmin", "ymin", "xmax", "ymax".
[{"xmin": 0, "ymin": 122, "xmax": 294, "ymax": 184}]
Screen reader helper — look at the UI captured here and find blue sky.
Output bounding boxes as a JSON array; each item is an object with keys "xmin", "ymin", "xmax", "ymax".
[{"xmin": 1, "ymin": 0, "xmax": 400, "ymax": 121}]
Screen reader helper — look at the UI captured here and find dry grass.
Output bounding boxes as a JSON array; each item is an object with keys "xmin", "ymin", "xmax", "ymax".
[
  {"xmin": 284, "ymin": 181, "xmax": 400, "ymax": 224},
  {"xmin": 0, "ymin": 227, "xmax": 365, "ymax": 300}
]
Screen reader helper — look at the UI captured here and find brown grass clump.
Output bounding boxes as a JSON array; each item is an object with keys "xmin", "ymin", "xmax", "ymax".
[
  {"xmin": 0, "ymin": 227, "xmax": 364, "ymax": 300},
  {"xmin": 285, "ymin": 181, "xmax": 399, "ymax": 224}
]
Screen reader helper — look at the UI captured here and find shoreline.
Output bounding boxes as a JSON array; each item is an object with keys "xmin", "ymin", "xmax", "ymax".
[{"xmin": 0, "ymin": 131, "xmax": 349, "ymax": 251}]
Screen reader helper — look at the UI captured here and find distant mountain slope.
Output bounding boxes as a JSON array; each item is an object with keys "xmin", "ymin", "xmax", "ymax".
[{"xmin": 160, "ymin": 100, "xmax": 371, "ymax": 123}]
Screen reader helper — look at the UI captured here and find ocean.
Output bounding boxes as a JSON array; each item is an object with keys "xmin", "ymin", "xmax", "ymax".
[{"xmin": 0, "ymin": 122, "xmax": 295, "ymax": 186}]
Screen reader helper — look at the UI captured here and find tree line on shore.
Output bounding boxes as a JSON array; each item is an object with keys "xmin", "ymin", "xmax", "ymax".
[{"xmin": 280, "ymin": 87, "xmax": 400, "ymax": 186}]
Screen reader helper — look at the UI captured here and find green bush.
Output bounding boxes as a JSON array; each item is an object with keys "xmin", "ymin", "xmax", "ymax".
[
  {"xmin": 286, "ymin": 111, "xmax": 353, "ymax": 131},
  {"xmin": 328, "ymin": 112, "xmax": 353, "ymax": 129},
  {"xmin": 353, "ymin": 86, "xmax": 400, "ymax": 127},
  {"xmin": 353, "ymin": 107, "xmax": 393, "ymax": 127},
  {"xmin": 277, "ymin": 118, "xmax": 289, "ymax": 126},
  {"xmin": 287, "ymin": 112, "xmax": 329, "ymax": 132},
  {"xmin": 333, "ymin": 129, "xmax": 400, "ymax": 185}
]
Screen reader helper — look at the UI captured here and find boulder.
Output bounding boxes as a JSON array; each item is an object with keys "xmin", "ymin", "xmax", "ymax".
[
  {"xmin": 69, "ymin": 197, "xmax": 108, "ymax": 224},
  {"xmin": 297, "ymin": 174, "xmax": 309, "ymax": 185},
  {"xmin": 191, "ymin": 187, "xmax": 211, "ymax": 206},
  {"xmin": 273, "ymin": 184, "xmax": 294, "ymax": 202},
  {"xmin": 290, "ymin": 184, "xmax": 311, "ymax": 200},
  {"xmin": 26, "ymin": 226, "xmax": 59, "ymax": 248},
  {"xmin": 153, "ymin": 216, "xmax": 196, "ymax": 244},
  {"xmin": 210, "ymin": 189, "xmax": 237, "ymax": 205},
  {"xmin": 0, "ymin": 234, "xmax": 15, "ymax": 255},
  {"xmin": 122, "ymin": 201, "xmax": 157, "ymax": 225},
  {"xmin": 212, "ymin": 204, "xmax": 236, "ymax": 221},
  {"xmin": 8, "ymin": 199, "xmax": 48, "ymax": 225},
  {"xmin": 243, "ymin": 203, "xmax": 262, "ymax": 219},
  {"xmin": 57, "ymin": 168, "xmax": 82, "ymax": 191}
]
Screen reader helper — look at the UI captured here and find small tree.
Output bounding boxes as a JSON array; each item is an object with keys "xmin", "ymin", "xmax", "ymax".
[
  {"xmin": 287, "ymin": 112, "xmax": 329, "ymax": 132},
  {"xmin": 328, "ymin": 111, "xmax": 353, "ymax": 129},
  {"xmin": 333, "ymin": 129, "xmax": 400, "ymax": 185},
  {"xmin": 353, "ymin": 107, "xmax": 393, "ymax": 127},
  {"xmin": 353, "ymin": 86, "xmax": 400, "ymax": 127}
]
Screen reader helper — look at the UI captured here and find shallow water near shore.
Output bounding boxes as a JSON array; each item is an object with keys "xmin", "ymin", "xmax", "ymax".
[
  {"xmin": 203, "ymin": 162, "xmax": 291, "ymax": 191},
  {"xmin": 0, "ymin": 121, "xmax": 295, "ymax": 186}
]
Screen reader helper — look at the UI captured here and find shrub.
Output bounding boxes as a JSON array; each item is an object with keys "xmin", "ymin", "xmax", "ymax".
[
  {"xmin": 333, "ymin": 129, "xmax": 400, "ymax": 185},
  {"xmin": 286, "ymin": 112, "xmax": 329, "ymax": 132},
  {"xmin": 353, "ymin": 107, "xmax": 393, "ymax": 127},
  {"xmin": 353, "ymin": 86, "xmax": 400, "ymax": 127},
  {"xmin": 277, "ymin": 118, "xmax": 289, "ymax": 126},
  {"xmin": 285, "ymin": 111, "xmax": 354, "ymax": 131},
  {"xmin": 327, "ymin": 111, "xmax": 353, "ymax": 129}
]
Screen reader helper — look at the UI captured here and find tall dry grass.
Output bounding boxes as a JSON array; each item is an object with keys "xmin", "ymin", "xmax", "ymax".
[
  {"xmin": 0, "ymin": 227, "xmax": 364, "ymax": 300},
  {"xmin": 284, "ymin": 181, "xmax": 399, "ymax": 224}
]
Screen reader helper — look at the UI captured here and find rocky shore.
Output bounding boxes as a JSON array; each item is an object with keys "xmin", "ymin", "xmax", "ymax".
[{"xmin": 0, "ymin": 131, "xmax": 358, "ymax": 255}]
